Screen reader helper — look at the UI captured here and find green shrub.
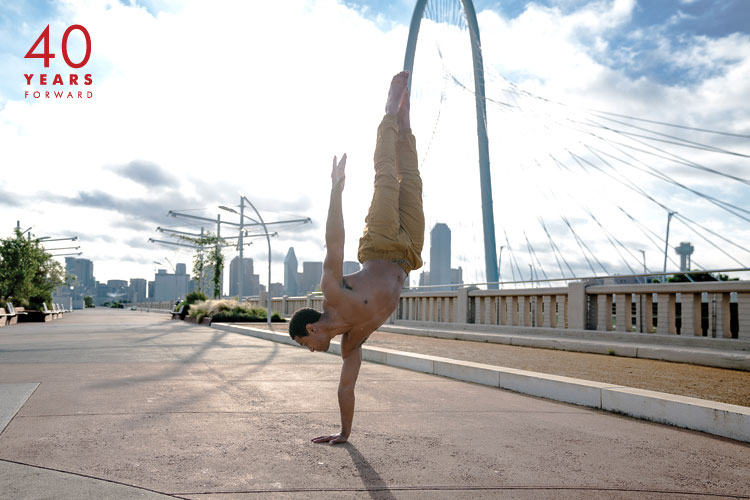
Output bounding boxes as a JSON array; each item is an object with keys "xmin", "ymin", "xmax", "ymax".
[
  {"xmin": 211, "ymin": 308, "xmax": 285, "ymax": 323},
  {"xmin": 185, "ymin": 291, "xmax": 207, "ymax": 304},
  {"xmin": 13, "ymin": 298, "xmax": 29, "ymax": 308},
  {"xmin": 28, "ymin": 295, "xmax": 49, "ymax": 310},
  {"xmin": 184, "ymin": 299, "xmax": 285, "ymax": 323}
]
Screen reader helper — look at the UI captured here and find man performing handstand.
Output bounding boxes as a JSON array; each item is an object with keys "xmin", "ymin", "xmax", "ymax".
[{"xmin": 289, "ymin": 71, "xmax": 424, "ymax": 444}]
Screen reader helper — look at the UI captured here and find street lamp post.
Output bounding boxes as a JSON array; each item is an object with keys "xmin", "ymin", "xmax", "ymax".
[
  {"xmin": 498, "ymin": 245, "xmax": 505, "ymax": 284},
  {"xmin": 663, "ymin": 211, "xmax": 676, "ymax": 283},
  {"xmin": 638, "ymin": 249, "xmax": 647, "ymax": 279},
  {"xmin": 239, "ymin": 199, "xmax": 245, "ymax": 301},
  {"xmin": 220, "ymin": 196, "xmax": 273, "ymax": 328},
  {"xmin": 241, "ymin": 196, "xmax": 272, "ymax": 329},
  {"xmin": 219, "ymin": 201, "xmax": 310, "ymax": 327}
]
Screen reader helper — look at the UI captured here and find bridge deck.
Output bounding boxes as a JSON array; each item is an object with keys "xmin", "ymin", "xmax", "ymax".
[{"xmin": 0, "ymin": 309, "xmax": 748, "ymax": 499}]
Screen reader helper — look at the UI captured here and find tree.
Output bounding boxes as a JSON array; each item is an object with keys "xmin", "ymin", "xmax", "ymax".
[
  {"xmin": 667, "ymin": 272, "xmax": 738, "ymax": 283},
  {"xmin": 0, "ymin": 229, "xmax": 65, "ymax": 308},
  {"xmin": 181, "ymin": 233, "xmax": 226, "ymax": 299},
  {"xmin": 84, "ymin": 296, "xmax": 94, "ymax": 308}
]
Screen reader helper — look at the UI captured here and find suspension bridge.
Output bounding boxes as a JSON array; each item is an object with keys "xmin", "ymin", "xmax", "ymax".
[{"xmin": 402, "ymin": 0, "xmax": 749, "ymax": 288}]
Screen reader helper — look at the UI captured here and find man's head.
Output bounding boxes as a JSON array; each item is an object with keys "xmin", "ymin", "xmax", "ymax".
[{"xmin": 289, "ymin": 307, "xmax": 331, "ymax": 352}]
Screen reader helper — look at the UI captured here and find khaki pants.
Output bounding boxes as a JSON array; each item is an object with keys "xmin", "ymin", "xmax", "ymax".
[{"xmin": 357, "ymin": 114, "xmax": 424, "ymax": 274}]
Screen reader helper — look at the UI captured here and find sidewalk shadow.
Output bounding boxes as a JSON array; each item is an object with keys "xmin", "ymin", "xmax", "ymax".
[{"xmin": 342, "ymin": 443, "xmax": 397, "ymax": 500}]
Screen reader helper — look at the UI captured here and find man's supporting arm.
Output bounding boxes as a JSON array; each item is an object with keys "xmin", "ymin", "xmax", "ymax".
[
  {"xmin": 337, "ymin": 344, "xmax": 362, "ymax": 439},
  {"xmin": 312, "ymin": 343, "xmax": 362, "ymax": 445}
]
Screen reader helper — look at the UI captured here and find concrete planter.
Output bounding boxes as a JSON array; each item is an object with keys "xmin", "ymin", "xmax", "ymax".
[{"xmin": 18, "ymin": 311, "xmax": 52, "ymax": 323}]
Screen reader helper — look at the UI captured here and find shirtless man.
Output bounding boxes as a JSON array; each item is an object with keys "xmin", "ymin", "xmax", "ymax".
[{"xmin": 289, "ymin": 71, "xmax": 424, "ymax": 444}]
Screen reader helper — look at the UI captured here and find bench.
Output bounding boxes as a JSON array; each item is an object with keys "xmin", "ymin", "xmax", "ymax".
[
  {"xmin": 52, "ymin": 303, "xmax": 64, "ymax": 318},
  {"xmin": 171, "ymin": 304, "xmax": 187, "ymax": 320},
  {"xmin": 42, "ymin": 303, "xmax": 58, "ymax": 320},
  {"xmin": 0, "ymin": 306, "xmax": 10, "ymax": 327},
  {"xmin": 6, "ymin": 304, "xmax": 26, "ymax": 325}
]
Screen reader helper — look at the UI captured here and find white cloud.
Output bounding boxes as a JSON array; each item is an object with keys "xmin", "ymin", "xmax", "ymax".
[{"xmin": 1, "ymin": 0, "xmax": 748, "ymax": 291}]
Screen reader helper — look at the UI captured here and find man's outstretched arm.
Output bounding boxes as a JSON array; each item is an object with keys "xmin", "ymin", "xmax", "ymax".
[
  {"xmin": 321, "ymin": 154, "xmax": 346, "ymax": 298},
  {"xmin": 312, "ymin": 343, "xmax": 362, "ymax": 444}
]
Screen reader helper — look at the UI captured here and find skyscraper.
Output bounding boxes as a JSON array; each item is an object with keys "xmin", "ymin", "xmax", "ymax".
[
  {"xmin": 153, "ymin": 267, "xmax": 190, "ymax": 301},
  {"xmin": 129, "ymin": 278, "xmax": 147, "ymax": 303},
  {"xmin": 430, "ymin": 223, "xmax": 451, "ymax": 290},
  {"xmin": 65, "ymin": 257, "xmax": 95, "ymax": 290},
  {"xmin": 284, "ymin": 248, "xmax": 299, "ymax": 296},
  {"xmin": 300, "ymin": 261, "xmax": 323, "ymax": 294},
  {"xmin": 229, "ymin": 256, "xmax": 257, "ymax": 297}
]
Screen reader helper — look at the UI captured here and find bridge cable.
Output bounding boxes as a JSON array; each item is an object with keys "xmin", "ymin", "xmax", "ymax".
[
  {"xmin": 524, "ymin": 231, "xmax": 551, "ymax": 285},
  {"xmin": 450, "ymin": 69, "xmax": 750, "ymax": 185},
  {"xmin": 560, "ymin": 215, "xmax": 600, "ymax": 276},
  {"xmin": 538, "ymin": 216, "xmax": 577, "ymax": 279},
  {"xmin": 578, "ymin": 114, "xmax": 750, "ymax": 159},
  {"xmin": 503, "ymin": 228, "xmax": 527, "ymax": 286},
  {"xmin": 584, "ymin": 143, "xmax": 750, "ymax": 223},
  {"xmin": 567, "ymin": 149, "xmax": 750, "ymax": 258}
]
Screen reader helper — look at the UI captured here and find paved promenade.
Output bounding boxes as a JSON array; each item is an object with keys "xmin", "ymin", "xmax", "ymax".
[{"xmin": 0, "ymin": 309, "xmax": 748, "ymax": 499}]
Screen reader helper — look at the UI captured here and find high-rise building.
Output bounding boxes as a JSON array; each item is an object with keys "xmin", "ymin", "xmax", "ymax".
[
  {"xmin": 284, "ymin": 248, "xmax": 299, "ymax": 296},
  {"xmin": 153, "ymin": 267, "xmax": 190, "ymax": 302},
  {"xmin": 95, "ymin": 282, "xmax": 109, "ymax": 305},
  {"xmin": 300, "ymin": 261, "xmax": 323, "ymax": 294},
  {"xmin": 129, "ymin": 278, "xmax": 147, "ymax": 303},
  {"xmin": 343, "ymin": 261, "xmax": 360, "ymax": 275},
  {"xmin": 430, "ymin": 223, "xmax": 451, "ymax": 290},
  {"xmin": 269, "ymin": 282, "xmax": 285, "ymax": 298},
  {"xmin": 65, "ymin": 257, "xmax": 95, "ymax": 289},
  {"xmin": 229, "ymin": 256, "xmax": 257, "ymax": 297},
  {"xmin": 106, "ymin": 280, "xmax": 128, "ymax": 303},
  {"xmin": 450, "ymin": 267, "xmax": 463, "ymax": 288}
]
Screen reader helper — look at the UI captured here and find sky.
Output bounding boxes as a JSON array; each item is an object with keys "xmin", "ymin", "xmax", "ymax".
[{"xmin": 0, "ymin": 0, "xmax": 748, "ymax": 291}]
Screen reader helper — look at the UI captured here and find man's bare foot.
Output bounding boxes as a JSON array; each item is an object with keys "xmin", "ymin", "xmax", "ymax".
[
  {"xmin": 385, "ymin": 71, "xmax": 409, "ymax": 116},
  {"xmin": 398, "ymin": 91, "xmax": 410, "ymax": 133}
]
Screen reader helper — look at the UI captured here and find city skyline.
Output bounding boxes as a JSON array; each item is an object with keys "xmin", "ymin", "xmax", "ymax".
[{"xmin": 1, "ymin": 0, "xmax": 747, "ymax": 286}]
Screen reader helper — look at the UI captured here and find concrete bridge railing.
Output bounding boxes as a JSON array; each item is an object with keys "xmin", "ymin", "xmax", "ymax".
[
  {"xmin": 245, "ymin": 281, "xmax": 750, "ymax": 340},
  {"xmin": 134, "ymin": 301, "xmax": 174, "ymax": 312}
]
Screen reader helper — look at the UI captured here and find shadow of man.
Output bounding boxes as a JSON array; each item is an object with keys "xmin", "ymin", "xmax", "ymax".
[{"xmin": 342, "ymin": 443, "xmax": 397, "ymax": 500}]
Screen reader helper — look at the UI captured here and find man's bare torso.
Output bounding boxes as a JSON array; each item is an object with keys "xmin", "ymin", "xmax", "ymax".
[{"xmin": 322, "ymin": 259, "xmax": 405, "ymax": 358}]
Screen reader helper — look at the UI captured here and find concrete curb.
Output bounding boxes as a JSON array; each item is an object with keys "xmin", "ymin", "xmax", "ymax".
[
  {"xmin": 378, "ymin": 324, "xmax": 750, "ymax": 371},
  {"xmin": 211, "ymin": 323, "xmax": 750, "ymax": 443}
]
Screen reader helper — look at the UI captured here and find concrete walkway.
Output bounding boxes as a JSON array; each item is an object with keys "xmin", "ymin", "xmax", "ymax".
[{"xmin": 1, "ymin": 309, "xmax": 748, "ymax": 499}]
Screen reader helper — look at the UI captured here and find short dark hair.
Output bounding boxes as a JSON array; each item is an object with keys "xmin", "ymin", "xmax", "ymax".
[{"xmin": 289, "ymin": 307, "xmax": 321, "ymax": 339}]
